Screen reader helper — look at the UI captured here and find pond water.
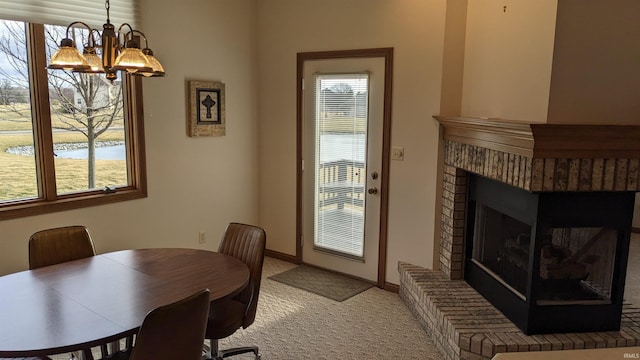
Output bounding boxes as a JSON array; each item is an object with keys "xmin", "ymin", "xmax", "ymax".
[
  {"xmin": 56, "ymin": 144, "xmax": 126, "ymax": 160},
  {"xmin": 50, "ymin": 135, "xmax": 363, "ymax": 162},
  {"xmin": 319, "ymin": 134, "xmax": 366, "ymax": 162}
]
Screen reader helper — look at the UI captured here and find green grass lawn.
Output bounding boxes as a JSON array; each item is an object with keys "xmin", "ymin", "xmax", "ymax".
[
  {"xmin": 0, "ymin": 103, "xmax": 125, "ymax": 130},
  {"xmin": 317, "ymin": 113, "xmax": 367, "ymax": 133},
  {"xmin": 0, "ymin": 104, "xmax": 128, "ymax": 201}
]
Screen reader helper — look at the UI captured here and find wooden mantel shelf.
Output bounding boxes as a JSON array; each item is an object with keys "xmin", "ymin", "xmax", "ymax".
[{"xmin": 434, "ymin": 116, "xmax": 640, "ymax": 159}]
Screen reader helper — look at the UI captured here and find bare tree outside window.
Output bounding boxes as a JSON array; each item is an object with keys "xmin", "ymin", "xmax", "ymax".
[
  {"xmin": 0, "ymin": 20, "xmax": 37, "ymax": 201},
  {"xmin": 0, "ymin": 21, "xmax": 30, "ymax": 122}
]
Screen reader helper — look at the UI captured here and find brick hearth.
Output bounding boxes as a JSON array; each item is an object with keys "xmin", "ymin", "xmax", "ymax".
[{"xmin": 399, "ymin": 262, "xmax": 640, "ymax": 360}]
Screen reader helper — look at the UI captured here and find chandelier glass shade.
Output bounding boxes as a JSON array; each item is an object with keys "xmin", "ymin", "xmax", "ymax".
[
  {"xmin": 48, "ymin": 38, "xmax": 91, "ymax": 72},
  {"xmin": 48, "ymin": 0, "xmax": 165, "ymax": 80}
]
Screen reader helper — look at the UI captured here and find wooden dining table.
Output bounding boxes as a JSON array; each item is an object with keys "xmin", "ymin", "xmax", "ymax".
[{"xmin": 0, "ymin": 248, "xmax": 250, "ymax": 358}]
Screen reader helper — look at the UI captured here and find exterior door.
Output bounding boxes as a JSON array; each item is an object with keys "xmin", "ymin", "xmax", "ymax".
[{"xmin": 302, "ymin": 57, "xmax": 385, "ymax": 282}]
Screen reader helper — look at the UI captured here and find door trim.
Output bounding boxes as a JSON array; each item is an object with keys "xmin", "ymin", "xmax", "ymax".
[{"xmin": 296, "ymin": 48, "xmax": 393, "ymax": 288}]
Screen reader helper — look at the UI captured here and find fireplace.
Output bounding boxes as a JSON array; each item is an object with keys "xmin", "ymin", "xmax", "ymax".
[
  {"xmin": 466, "ymin": 174, "xmax": 634, "ymax": 334},
  {"xmin": 433, "ymin": 116, "xmax": 640, "ymax": 336},
  {"xmin": 396, "ymin": 117, "xmax": 640, "ymax": 359}
]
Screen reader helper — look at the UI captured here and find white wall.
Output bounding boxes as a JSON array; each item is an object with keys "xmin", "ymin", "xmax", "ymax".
[
  {"xmin": 0, "ymin": 0, "xmax": 259, "ymax": 275},
  {"xmin": 547, "ymin": 0, "xmax": 640, "ymax": 125},
  {"xmin": 257, "ymin": 0, "xmax": 447, "ymax": 284},
  {"xmin": 461, "ymin": 1, "xmax": 557, "ymax": 123}
]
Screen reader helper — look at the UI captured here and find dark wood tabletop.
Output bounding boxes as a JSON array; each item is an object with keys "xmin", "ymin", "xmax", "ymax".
[{"xmin": 0, "ymin": 248, "xmax": 250, "ymax": 358}]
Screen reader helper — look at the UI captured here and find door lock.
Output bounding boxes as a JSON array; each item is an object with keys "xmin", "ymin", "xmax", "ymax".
[
  {"xmin": 370, "ymin": 171, "xmax": 378, "ymax": 180},
  {"xmin": 368, "ymin": 187, "xmax": 378, "ymax": 195}
]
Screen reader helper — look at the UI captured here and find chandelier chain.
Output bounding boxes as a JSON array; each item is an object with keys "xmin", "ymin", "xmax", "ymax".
[{"xmin": 105, "ymin": 0, "xmax": 111, "ymax": 22}]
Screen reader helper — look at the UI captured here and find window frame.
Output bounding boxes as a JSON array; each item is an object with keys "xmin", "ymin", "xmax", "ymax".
[{"xmin": 0, "ymin": 23, "xmax": 147, "ymax": 221}]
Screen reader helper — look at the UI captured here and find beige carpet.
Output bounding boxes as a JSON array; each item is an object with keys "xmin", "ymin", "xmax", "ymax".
[
  {"xmin": 268, "ymin": 264, "xmax": 373, "ymax": 302},
  {"xmin": 215, "ymin": 257, "xmax": 441, "ymax": 359}
]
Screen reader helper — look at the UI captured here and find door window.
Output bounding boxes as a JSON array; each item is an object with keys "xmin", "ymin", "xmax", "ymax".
[{"xmin": 312, "ymin": 73, "xmax": 369, "ymax": 258}]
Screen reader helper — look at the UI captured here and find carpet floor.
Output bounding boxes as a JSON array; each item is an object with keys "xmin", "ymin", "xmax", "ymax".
[{"xmin": 213, "ymin": 257, "xmax": 442, "ymax": 359}]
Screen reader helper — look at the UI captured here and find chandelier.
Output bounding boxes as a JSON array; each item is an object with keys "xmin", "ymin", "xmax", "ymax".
[{"xmin": 48, "ymin": 0, "xmax": 165, "ymax": 80}]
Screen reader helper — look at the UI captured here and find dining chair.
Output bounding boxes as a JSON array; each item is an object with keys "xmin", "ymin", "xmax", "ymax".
[
  {"xmin": 203, "ymin": 223, "xmax": 266, "ymax": 360},
  {"xmin": 103, "ymin": 289, "xmax": 211, "ymax": 360},
  {"xmin": 28, "ymin": 225, "xmax": 126, "ymax": 359},
  {"xmin": 28, "ymin": 225, "xmax": 96, "ymax": 270}
]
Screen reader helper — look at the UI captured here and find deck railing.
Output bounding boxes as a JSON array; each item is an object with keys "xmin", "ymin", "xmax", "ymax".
[{"xmin": 317, "ymin": 159, "xmax": 365, "ymax": 209}]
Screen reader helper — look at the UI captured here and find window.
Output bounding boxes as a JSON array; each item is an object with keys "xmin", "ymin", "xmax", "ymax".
[{"xmin": 0, "ymin": 20, "xmax": 146, "ymax": 220}]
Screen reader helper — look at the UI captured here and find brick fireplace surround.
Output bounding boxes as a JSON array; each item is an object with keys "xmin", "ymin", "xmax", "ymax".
[{"xmin": 399, "ymin": 117, "xmax": 640, "ymax": 360}]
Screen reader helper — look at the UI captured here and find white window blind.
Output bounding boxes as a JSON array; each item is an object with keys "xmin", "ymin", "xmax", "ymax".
[
  {"xmin": 313, "ymin": 73, "xmax": 369, "ymax": 258},
  {"xmin": 0, "ymin": 0, "xmax": 139, "ymax": 29}
]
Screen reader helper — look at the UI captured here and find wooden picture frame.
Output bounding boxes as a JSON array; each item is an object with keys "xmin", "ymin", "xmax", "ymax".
[{"xmin": 187, "ymin": 80, "xmax": 225, "ymax": 137}]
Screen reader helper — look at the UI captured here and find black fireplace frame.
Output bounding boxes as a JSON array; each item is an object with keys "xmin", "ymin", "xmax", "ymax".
[{"xmin": 465, "ymin": 175, "xmax": 634, "ymax": 334}]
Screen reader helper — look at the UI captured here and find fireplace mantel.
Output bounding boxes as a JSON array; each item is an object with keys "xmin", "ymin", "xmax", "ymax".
[
  {"xmin": 434, "ymin": 116, "xmax": 640, "ymax": 159},
  {"xmin": 434, "ymin": 115, "xmax": 640, "ymax": 193}
]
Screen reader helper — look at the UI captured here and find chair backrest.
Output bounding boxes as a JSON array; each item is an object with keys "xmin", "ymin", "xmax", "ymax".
[
  {"xmin": 28, "ymin": 225, "xmax": 96, "ymax": 270},
  {"xmin": 219, "ymin": 222, "xmax": 266, "ymax": 328},
  {"xmin": 130, "ymin": 289, "xmax": 211, "ymax": 360}
]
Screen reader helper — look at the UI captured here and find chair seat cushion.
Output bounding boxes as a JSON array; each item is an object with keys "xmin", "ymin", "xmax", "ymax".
[{"xmin": 206, "ymin": 298, "xmax": 245, "ymax": 339}]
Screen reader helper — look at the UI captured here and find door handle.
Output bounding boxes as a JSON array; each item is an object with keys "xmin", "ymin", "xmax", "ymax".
[{"xmin": 368, "ymin": 187, "xmax": 378, "ymax": 195}]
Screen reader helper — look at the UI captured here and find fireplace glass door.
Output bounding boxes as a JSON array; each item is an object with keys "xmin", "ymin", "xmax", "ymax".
[
  {"xmin": 537, "ymin": 226, "xmax": 617, "ymax": 305},
  {"xmin": 472, "ymin": 204, "xmax": 531, "ymax": 298}
]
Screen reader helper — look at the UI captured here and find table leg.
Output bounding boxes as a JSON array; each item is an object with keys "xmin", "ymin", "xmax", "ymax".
[
  {"xmin": 70, "ymin": 349, "xmax": 93, "ymax": 360},
  {"xmin": 110, "ymin": 340, "xmax": 122, "ymax": 353},
  {"xmin": 82, "ymin": 349, "xmax": 94, "ymax": 360}
]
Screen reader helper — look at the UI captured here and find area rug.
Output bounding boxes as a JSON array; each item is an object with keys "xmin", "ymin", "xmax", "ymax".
[{"xmin": 268, "ymin": 265, "xmax": 373, "ymax": 302}]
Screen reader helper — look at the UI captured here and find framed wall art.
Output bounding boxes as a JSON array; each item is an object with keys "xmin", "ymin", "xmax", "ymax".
[{"xmin": 187, "ymin": 80, "xmax": 225, "ymax": 137}]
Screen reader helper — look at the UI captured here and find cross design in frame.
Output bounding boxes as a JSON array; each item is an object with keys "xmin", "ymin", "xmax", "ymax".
[{"xmin": 201, "ymin": 94, "xmax": 217, "ymax": 119}]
